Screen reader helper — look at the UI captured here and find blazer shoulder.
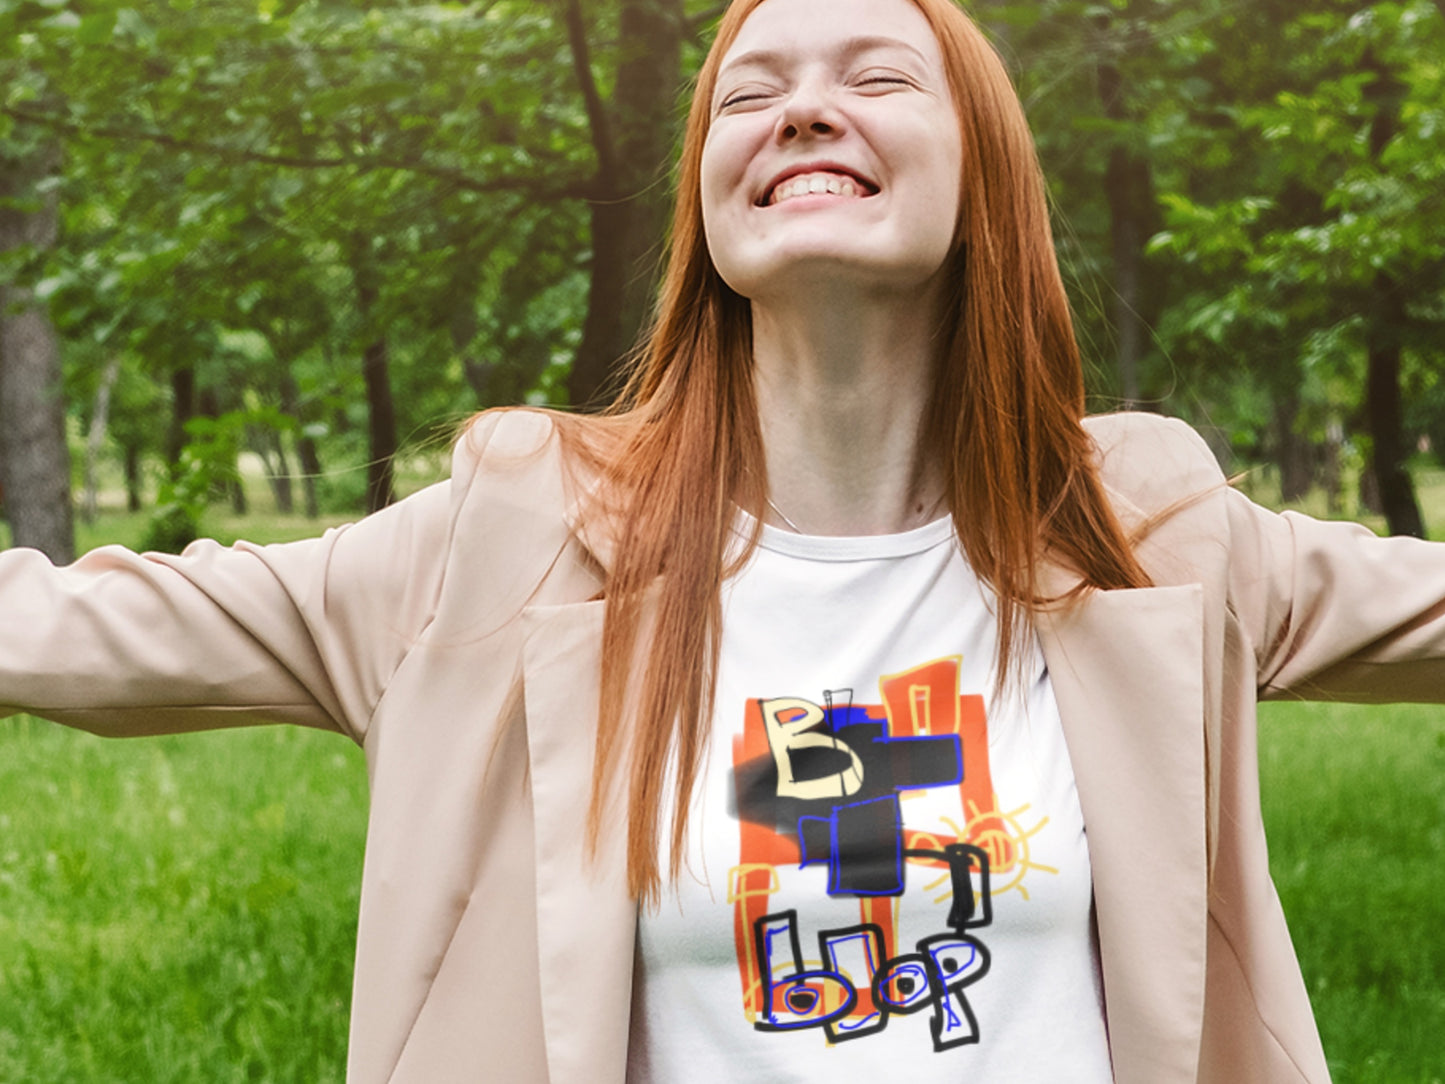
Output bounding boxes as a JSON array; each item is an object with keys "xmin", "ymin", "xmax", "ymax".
[
  {"xmin": 450, "ymin": 407, "xmax": 623, "ymax": 475},
  {"xmin": 448, "ymin": 408, "xmax": 612, "ymax": 504},
  {"xmin": 444, "ymin": 407, "xmax": 619, "ymax": 578},
  {"xmin": 1083, "ymin": 412, "xmax": 1227, "ymax": 519},
  {"xmin": 453, "ymin": 407, "xmax": 561, "ymax": 472}
]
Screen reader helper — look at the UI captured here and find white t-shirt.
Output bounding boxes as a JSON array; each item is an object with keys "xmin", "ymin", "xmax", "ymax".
[{"xmin": 627, "ymin": 517, "xmax": 1113, "ymax": 1082}]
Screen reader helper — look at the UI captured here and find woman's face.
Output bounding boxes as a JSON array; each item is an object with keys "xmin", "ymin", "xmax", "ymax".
[{"xmin": 700, "ymin": 0, "xmax": 963, "ymax": 302}]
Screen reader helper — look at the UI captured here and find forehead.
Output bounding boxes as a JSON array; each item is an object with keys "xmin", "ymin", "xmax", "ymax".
[{"xmin": 719, "ymin": 0, "xmax": 943, "ymax": 72}]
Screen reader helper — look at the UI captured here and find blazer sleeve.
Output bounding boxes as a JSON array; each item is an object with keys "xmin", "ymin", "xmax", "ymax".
[
  {"xmin": 1091, "ymin": 411, "xmax": 1445, "ymax": 704},
  {"xmin": 1227, "ymin": 489, "xmax": 1445, "ymax": 703},
  {"xmin": 0, "ymin": 413, "xmax": 501, "ymax": 744}
]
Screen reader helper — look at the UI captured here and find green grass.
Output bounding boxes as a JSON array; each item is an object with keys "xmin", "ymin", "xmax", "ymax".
[
  {"xmin": 1259, "ymin": 702, "xmax": 1445, "ymax": 1083},
  {"xmin": 2, "ymin": 504, "xmax": 369, "ymax": 1082},
  {"xmin": 0, "ymin": 721, "xmax": 364, "ymax": 1083},
  {"xmin": 72, "ymin": 507, "xmax": 357, "ymax": 554}
]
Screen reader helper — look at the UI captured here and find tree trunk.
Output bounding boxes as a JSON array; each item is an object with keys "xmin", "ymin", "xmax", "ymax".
[
  {"xmin": 167, "ymin": 365, "xmax": 197, "ymax": 470},
  {"xmin": 565, "ymin": 0, "xmax": 685, "ymax": 408},
  {"xmin": 296, "ymin": 433, "xmax": 320, "ymax": 519},
  {"xmin": 1322, "ymin": 420, "xmax": 1344, "ymax": 517},
  {"xmin": 123, "ymin": 444, "xmax": 143, "ymax": 512},
  {"xmin": 0, "ymin": 141, "xmax": 75, "ymax": 563},
  {"xmin": 1271, "ymin": 395, "xmax": 1313, "ymax": 503},
  {"xmin": 1095, "ymin": 32, "xmax": 1158, "ymax": 408},
  {"xmin": 260, "ymin": 427, "xmax": 294, "ymax": 514},
  {"xmin": 1362, "ymin": 54, "xmax": 1424, "ymax": 538},
  {"xmin": 198, "ymin": 387, "xmax": 246, "ymax": 515},
  {"xmin": 1365, "ymin": 275, "xmax": 1423, "ymax": 537},
  {"xmin": 279, "ymin": 373, "xmax": 321, "ymax": 519},
  {"xmin": 1103, "ymin": 142, "xmax": 1152, "ymax": 406},
  {"xmin": 82, "ymin": 355, "xmax": 122, "ymax": 523},
  {"xmin": 354, "ymin": 268, "xmax": 397, "ymax": 512},
  {"xmin": 1358, "ymin": 458, "xmax": 1382, "ymax": 516},
  {"xmin": 448, "ymin": 269, "xmax": 505, "ymax": 409},
  {"xmin": 361, "ymin": 334, "xmax": 396, "ymax": 512},
  {"xmin": 0, "ymin": 301, "xmax": 75, "ymax": 562}
]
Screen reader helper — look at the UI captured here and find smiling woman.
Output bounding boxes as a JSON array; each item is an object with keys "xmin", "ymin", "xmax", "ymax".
[
  {"xmin": 700, "ymin": 0, "xmax": 962, "ymax": 303},
  {"xmin": 2, "ymin": 1, "xmax": 1444, "ymax": 1082}
]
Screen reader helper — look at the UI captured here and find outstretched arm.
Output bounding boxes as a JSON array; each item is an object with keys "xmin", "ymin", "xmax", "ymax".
[{"xmin": 0, "ymin": 416, "xmax": 502, "ymax": 745}]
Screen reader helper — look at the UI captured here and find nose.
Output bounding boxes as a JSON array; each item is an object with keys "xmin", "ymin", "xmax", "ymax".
[{"xmin": 776, "ymin": 77, "xmax": 844, "ymax": 143}]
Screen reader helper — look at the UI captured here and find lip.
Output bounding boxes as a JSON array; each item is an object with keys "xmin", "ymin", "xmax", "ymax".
[{"xmin": 757, "ymin": 161, "xmax": 880, "ymax": 206}]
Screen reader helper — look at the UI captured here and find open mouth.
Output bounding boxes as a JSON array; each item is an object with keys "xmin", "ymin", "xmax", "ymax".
[{"xmin": 760, "ymin": 168, "xmax": 880, "ymax": 207}]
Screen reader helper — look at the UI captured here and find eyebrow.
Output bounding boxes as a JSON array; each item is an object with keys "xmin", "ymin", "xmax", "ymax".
[{"xmin": 717, "ymin": 35, "xmax": 932, "ymax": 81}]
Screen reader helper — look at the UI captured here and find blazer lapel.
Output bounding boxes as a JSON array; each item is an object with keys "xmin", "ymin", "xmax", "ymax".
[
  {"xmin": 1037, "ymin": 582, "xmax": 1208, "ymax": 1084},
  {"xmin": 521, "ymin": 599, "xmax": 636, "ymax": 1084}
]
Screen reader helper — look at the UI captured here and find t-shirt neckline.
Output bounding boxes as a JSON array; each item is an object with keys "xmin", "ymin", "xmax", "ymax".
[{"xmin": 735, "ymin": 509, "xmax": 957, "ymax": 563}]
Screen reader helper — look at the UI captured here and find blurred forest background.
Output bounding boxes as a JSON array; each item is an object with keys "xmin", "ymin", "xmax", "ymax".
[{"xmin": 1, "ymin": 0, "xmax": 1443, "ymax": 558}]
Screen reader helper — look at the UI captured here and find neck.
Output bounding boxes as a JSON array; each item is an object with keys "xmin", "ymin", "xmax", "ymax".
[{"xmin": 750, "ymin": 282, "xmax": 947, "ymax": 536}]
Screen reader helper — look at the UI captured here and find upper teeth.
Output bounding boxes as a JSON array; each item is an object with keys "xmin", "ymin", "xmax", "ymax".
[{"xmin": 769, "ymin": 172, "xmax": 862, "ymax": 205}]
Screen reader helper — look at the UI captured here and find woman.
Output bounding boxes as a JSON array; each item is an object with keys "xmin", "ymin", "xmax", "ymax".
[{"xmin": 1, "ymin": 0, "xmax": 1441, "ymax": 1080}]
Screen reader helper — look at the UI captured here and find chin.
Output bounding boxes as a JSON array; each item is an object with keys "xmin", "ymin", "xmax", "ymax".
[
  {"xmin": 722, "ymin": 249, "xmax": 951, "ymax": 303},
  {"xmin": 715, "ymin": 220, "xmax": 952, "ymax": 295}
]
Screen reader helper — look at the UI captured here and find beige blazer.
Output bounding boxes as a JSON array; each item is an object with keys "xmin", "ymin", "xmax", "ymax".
[{"xmin": 3, "ymin": 408, "xmax": 1443, "ymax": 1083}]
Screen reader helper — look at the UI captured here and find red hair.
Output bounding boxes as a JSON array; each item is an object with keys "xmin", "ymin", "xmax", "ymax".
[{"xmin": 551, "ymin": 0, "xmax": 1150, "ymax": 904}]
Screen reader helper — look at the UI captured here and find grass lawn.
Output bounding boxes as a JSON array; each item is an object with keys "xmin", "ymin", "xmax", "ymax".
[
  {"xmin": 1, "ymin": 498, "xmax": 372, "ymax": 1081},
  {"xmin": 2, "ymin": 468, "xmax": 1444, "ymax": 1079},
  {"xmin": 0, "ymin": 722, "xmax": 363, "ymax": 1083},
  {"xmin": 1259, "ymin": 701, "xmax": 1445, "ymax": 1084}
]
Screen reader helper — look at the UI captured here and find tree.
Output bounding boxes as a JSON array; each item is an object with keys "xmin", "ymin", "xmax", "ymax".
[
  {"xmin": 0, "ymin": 163, "xmax": 75, "ymax": 562},
  {"xmin": 564, "ymin": 0, "xmax": 688, "ymax": 407},
  {"xmin": 0, "ymin": 10, "xmax": 75, "ymax": 563}
]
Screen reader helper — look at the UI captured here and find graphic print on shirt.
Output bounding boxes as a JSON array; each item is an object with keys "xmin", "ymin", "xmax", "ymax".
[{"xmin": 727, "ymin": 656, "xmax": 1056, "ymax": 1052}]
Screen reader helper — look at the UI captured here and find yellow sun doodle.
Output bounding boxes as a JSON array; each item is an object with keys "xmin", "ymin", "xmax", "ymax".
[{"xmin": 920, "ymin": 802, "xmax": 1058, "ymax": 905}]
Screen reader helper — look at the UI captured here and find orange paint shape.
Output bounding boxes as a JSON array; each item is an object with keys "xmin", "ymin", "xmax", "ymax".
[{"xmin": 734, "ymin": 707, "xmax": 801, "ymax": 867}]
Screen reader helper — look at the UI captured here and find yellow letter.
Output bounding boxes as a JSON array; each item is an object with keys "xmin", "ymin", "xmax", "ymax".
[{"xmin": 760, "ymin": 697, "xmax": 864, "ymax": 801}]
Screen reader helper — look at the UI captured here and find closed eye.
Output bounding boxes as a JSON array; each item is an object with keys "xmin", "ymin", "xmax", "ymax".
[
  {"xmin": 856, "ymin": 74, "xmax": 913, "ymax": 90},
  {"xmin": 718, "ymin": 83, "xmax": 780, "ymax": 111},
  {"xmin": 721, "ymin": 92, "xmax": 770, "ymax": 109}
]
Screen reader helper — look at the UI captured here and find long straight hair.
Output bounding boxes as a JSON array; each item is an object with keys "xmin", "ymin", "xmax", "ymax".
[{"xmin": 559, "ymin": 0, "xmax": 1151, "ymax": 905}]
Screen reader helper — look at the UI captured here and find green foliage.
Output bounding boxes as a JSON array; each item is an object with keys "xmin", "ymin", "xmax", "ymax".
[
  {"xmin": 4, "ymin": 0, "xmax": 610, "ymax": 517},
  {"xmin": 15, "ymin": 0, "xmax": 1431, "ymax": 513},
  {"xmin": 142, "ymin": 412, "xmax": 250, "ymax": 552},
  {"xmin": 1142, "ymin": 0, "xmax": 1444, "ymax": 456},
  {"xmin": 979, "ymin": 0, "xmax": 1445, "ymax": 486}
]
